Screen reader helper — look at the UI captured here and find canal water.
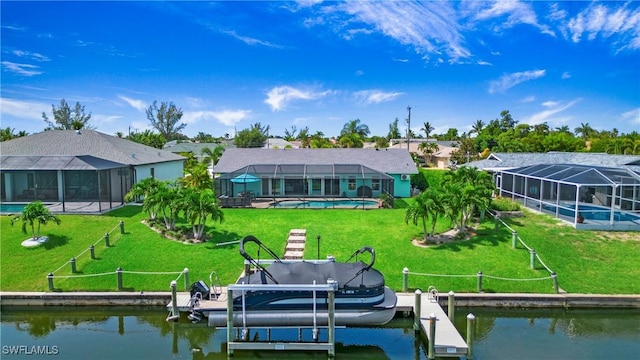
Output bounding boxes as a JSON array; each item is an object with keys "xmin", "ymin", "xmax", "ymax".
[{"xmin": 1, "ymin": 306, "xmax": 638, "ymax": 359}]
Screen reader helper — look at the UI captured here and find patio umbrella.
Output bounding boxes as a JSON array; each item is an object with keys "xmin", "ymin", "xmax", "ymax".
[{"xmin": 230, "ymin": 174, "xmax": 260, "ymax": 194}]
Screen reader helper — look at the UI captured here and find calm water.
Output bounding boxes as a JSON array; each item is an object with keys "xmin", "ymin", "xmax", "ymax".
[
  {"xmin": 272, "ymin": 199, "xmax": 378, "ymax": 208},
  {"xmin": 1, "ymin": 307, "xmax": 638, "ymax": 359}
]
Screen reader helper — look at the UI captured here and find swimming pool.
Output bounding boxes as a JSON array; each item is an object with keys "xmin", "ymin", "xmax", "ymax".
[
  {"xmin": 541, "ymin": 203, "xmax": 640, "ymax": 222},
  {"xmin": 271, "ymin": 199, "xmax": 379, "ymax": 209},
  {"xmin": 0, "ymin": 203, "xmax": 29, "ymax": 213}
]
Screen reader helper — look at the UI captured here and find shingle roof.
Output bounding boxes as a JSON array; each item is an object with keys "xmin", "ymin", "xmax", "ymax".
[
  {"xmin": 0, "ymin": 130, "xmax": 184, "ymax": 167},
  {"xmin": 467, "ymin": 152, "xmax": 640, "ymax": 172},
  {"xmin": 214, "ymin": 148, "xmax": 418, "ymax": 174}
]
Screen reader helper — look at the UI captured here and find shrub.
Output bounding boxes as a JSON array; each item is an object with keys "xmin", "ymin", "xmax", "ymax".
[{"xmin": 491, "ymin": 197, "xmax": 521, "ymax": 212}]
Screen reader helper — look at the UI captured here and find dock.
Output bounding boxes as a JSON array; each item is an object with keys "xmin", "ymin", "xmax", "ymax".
[
  {"xmin": 169, "ymin": 289, "xmax": 469, "ymax": 358},
  {"xmin": 397, "ymin": 292, "xmax": 468, "ymax": 357}
]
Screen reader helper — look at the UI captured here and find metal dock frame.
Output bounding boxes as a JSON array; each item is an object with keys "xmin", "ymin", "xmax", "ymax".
[{"xmin": 226, "ymin": 280, "xmax": 338, "ymax": 357}]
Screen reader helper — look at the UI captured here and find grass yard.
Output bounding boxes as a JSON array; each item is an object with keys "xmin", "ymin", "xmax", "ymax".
[{"xmin": 0, "ymin": 205, "xmax": 638, "ymax": 294}]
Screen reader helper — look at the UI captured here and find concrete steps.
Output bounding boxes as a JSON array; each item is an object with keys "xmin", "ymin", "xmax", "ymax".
[{"xmin": 283, "ymin": 229, "xmax": 306, "ymax": 260}]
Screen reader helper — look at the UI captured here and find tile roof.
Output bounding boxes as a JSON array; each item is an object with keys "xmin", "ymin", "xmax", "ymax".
[
  {"xmin": 0, "ymin": 130, "xmax": 185, "ymax": 166},
  {"xmin": 214, "ymin": 148, "xmax": 418, "ymax": 174}
]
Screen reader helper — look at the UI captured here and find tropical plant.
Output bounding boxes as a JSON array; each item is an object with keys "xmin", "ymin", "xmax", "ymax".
[
  {"xmin": 404, "ymin": 189, "xmax": 443, "ymax": 242},
  {"xmin": 146, "ymin": 181, "xmax": 182, "ymax": 231},
  {"xmin": 124, "ymin": 177, "xmax": 161, "ymax": 220},
  {"xmin": 182, "ymin": 188, "xmax": 224, "ymax": 241},
  {"xmin": 441, "ymin": 167, "xmax": 495, "ymax": 232},
  {"xmin": 11, "ymin": 201, "xmax": 61, "ymax": 240},
  {"xmin": 181, "ymin": 162, "xmax": 213, "ymax": 190}
]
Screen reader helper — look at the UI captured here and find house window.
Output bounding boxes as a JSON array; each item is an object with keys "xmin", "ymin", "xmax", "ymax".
[
  {"xmin": 348, "ymin": 177, "xmax": 356, "ymax": 191},
  {"xmin": 372, "ymin": 179, "xmax": 380, "ymax": 191}
]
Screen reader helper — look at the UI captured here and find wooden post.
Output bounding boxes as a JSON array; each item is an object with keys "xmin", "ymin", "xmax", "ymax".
[
  {"xmin": 551, "ymin": 272, "xmax": 559, "ymax": 293},
  {"xmin": 477, "ymin": 271, "xmax": 483, "ymax": 293},
  {"xmin": 90, "ymin": 245, "xmax": 95, "ymax": 259},
  {"xmin": 116, "ymin": 267, "xmax": 123, "ymax": 291},
  {"xmin": 530, "ymin": 249, "xmax": 536, "ymax": 269},
  {"xmin": 104, "ymin": 233, "xmax": 110, "ymax": 247},
  {"xmin": 119, "ymin": 220, "xmax": 125, "ymax": 234},
  {"xmin": 447, "ymin": 291, "xmax": 455, "ymax": 322},
  {"xmin": 428, "ymin": 313, "xmax": 436, "ymax": 359},
  {"xmin": 70, "ymin": 257, "xmax": 76, "ymax": 273},
  {"xmin": 494, "ymin": 214, "xmax": 500, "ymax": 232},
  {"xmin": 466, "ymin": 313, "xmax": 476, "ymax": 359},
  {"xmin": 413, "ymin": 289, "xmax": 422, "ymax": 332},
  {"xmin": 511, "ymin": 231, "xmax": 518, "ymax": 249},
  {"xmin": 227, "ymin": 288, "xmax": 234, "ymax": 356},
  {"xmin": 47, "ymin": 273, "xmax": 54, "ymax": 291},
  {"xmin": 403, "ymin": 267, "xmax": 409, "ymax": 292},
  {"xmin": 183, "ymin": 268, "xmax": 190, "ymax": 291}
]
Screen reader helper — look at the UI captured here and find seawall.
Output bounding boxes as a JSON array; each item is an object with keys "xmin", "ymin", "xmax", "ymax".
[{"xmin": 1, "ymin": 291, "xmax": 639, "ymax": 309}]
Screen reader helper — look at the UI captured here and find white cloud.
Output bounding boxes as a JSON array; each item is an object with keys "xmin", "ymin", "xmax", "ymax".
[
  {"xmin": 118, "ymin": 95, "xmax": 147, "ymax": 112},
  {"xmin": 520, "ymin": 95, "xmax": 536, "ymax": 103},
  {"xmin": 222, "ymin": 30, "xmax": 283, "ymax": 48},
  {"xmin": 264, "ymin": 86, "xmax": 331, "ymax": 111},
  {"xmin": 0, "ymin": 98, "xmax": 49, "ymax": 120},
  {"xmin": 561, "ymin": 71, "xmax": 571, "ymax": 79},
  {"xmin": 463, "ymin": 0, "xmax": 555, "ymax": 36},
  {"xmin": 522, "ymin": 99, "xmax": 580, "ymax": 125},
  {"xmin": 566, "ymin": 3, "xmax": 640, "ymax": 51},
  {"xmin": 2, "ymin": 61, "xmax": 42, "ymax": 76},
  {"xmin": 338, "ymin": 1, "xmax": 471, "ymax": 63},
  {"xmin": 621, "ymin": 108, "xmax": 640, "ymax": 125},
  {"xmin": 353, "ymin": 90, "xmax": 403, "ymax": 105},
  {"xmin": 12, "ymin": 50, "xmax": 50, "ymax": 62},
  {"xmin": 488, "ymin": 69, "xmax": 546, "ymax": 94},
  {"xmin": 182, "ymin": 109, "xmax": 251, "ymax": 127}
]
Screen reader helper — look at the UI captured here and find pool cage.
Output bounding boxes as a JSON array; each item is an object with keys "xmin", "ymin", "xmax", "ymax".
[
  {"xmin": 216, "ymin": 164, "xmax": 394, "ymax": 202},
  {"xmin": 497, "ymin": 164, "xmax": 640, "ymax": 231}
]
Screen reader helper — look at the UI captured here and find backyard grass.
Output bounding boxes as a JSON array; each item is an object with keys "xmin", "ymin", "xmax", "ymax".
[{"xmin": 0, "ymin": 205, "xmax": 638, "ymax": 294}]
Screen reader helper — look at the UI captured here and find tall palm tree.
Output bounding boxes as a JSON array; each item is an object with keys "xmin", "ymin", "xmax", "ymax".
[
  {"xmin": 124, "ymin": 177, "xmax": 161, "ymax": 220},
  {"xmin": 341, "ymin": 119, "xmax": 370, "ymax": 138},
  {"xmin": 405, "ymin": 191, "xmax": 435, "ymax": 242},
  {"xmin": 574, "ymin": 122, "xmax": 595, "ymax": 140},
  {"xmin": 11, "ymin": 201, "xmax": 61, "ymax": 240},
  {"xmin": 201, "ymin": 145, "xmax": 225, "ymax": 166},
  {"xmin": 421, "ymin": 122, "xmax": 435, "ymax": 142}
]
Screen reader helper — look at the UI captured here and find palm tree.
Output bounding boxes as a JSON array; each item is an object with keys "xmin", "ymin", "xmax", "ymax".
[
  {"xmin": 574, "ymin": 122, "xmax": 595, "ymax": 140},
  {"xmin": 147, "ymin": 181, "xmax": 182, "ymax": 231},
  {"xmin": 182, "ymin": 188, "xmax": 224, "ymax": 241},
  {"xmin": 124, "ymin": 177, "xmax": 161, "ymax": 220},
  {"xmin": 421, "ymin": 122, "xmax": 435, "ymax": 142},
  {"xmin": 471, "ymin": 120, "xmax": 485, "ymax": 135},
  {"xmin": 405, "ymin": 191, "xmax": 432, "ymax": 242},
  {"xmin": 341, "ymin": 119, "xmax": 370, "ymax": 138},
  {"xmin": 11, "ymin": 201, "xmax": 61, "ymax": 240},
  {"xmin": 181, "ymin": 162, "xmax": 213, "ymax": 190},
  {"xmin": 201, "ymin": 145, "xmax": 225, "ymax": 167},
  {"xmin": 418, "ymin": 142, "xmax": 439, "ymax": 166}
]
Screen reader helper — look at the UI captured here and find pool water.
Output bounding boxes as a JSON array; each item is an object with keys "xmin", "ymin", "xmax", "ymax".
[
  {"xmin": 272, "ymin": 199, "xmax": 379, "ymax": 209},
  {"xmin": 541, "ymin": 203, "xmax": 640, "ymax": 222},
  {"xmin": 0, "ymin": 203, "xmax": 28, "ymax": 213}
]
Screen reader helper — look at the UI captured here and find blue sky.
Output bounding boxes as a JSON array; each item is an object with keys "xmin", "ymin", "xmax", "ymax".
[{"xmin": 1, "ymin": 1, "xmax": 639, "ymax": 139}]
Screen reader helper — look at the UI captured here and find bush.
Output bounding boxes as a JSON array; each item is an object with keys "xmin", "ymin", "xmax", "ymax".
[{"xmin": 490, "ymin": 197, "xmax": 521, "ymax": 212}]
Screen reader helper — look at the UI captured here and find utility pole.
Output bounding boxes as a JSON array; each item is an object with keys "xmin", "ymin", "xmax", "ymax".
[{"xmin": 406, "ymin": 106, "xmax": 411, "ymax": 151}]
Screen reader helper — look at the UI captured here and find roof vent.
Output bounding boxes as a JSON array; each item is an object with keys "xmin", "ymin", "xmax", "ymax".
[{"xmin": 76, "ymin": 130, "xmax": 81, "ymax": 135}]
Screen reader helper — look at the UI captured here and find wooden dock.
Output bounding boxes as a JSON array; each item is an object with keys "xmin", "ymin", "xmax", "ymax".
[{"xmin": 397, "ymin": 293, "xmax": 468, "ymax": 358}]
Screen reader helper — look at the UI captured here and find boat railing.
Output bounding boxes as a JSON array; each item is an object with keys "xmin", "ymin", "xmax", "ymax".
[
  {"xmin": 239, "ymin": 235, "xmax": 282, "ymax": 284},
  {"xmin": 343, "ymin": 246, "xmax": 376, "ymax": 287}
]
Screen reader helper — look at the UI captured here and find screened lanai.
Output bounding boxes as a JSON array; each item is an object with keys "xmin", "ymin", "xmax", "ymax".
[
  {"xmin": 216, "ymin": 163, "xmax": 394, "ymax": 199},
  {"xmin": 497, "ymin": 164, "xmax": 640, "ymax": 231}
]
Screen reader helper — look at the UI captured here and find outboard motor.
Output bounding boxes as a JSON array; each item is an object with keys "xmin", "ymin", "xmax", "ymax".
[{"xmin": 190, "ymin": 280, "xmax": 210, "ymax": 300}]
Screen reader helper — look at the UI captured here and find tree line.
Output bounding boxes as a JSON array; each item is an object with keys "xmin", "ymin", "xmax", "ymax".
[{"xmin": 2, "ymin": 99, "xmax": 639, "ymax": 160}]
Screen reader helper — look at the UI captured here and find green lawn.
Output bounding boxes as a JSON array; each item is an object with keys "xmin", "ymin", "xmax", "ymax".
[{"xmin": 1, "ymin": 205, "xmax": 638, "ymax": 294}]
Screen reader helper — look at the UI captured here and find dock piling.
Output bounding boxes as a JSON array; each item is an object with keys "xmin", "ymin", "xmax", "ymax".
[
  {"xmin": 119, "ymin": 220, "xmax": 125, "ymax": 234},
  {"xmin": 466, "ymin": 313, "xmax": 476, "ymax": 359},
  {"xmin": 104, "ymin": 233, "xmax": 110, "ymax": 247},
  {"xmin": 413, "ymin": 289, "xmax": 422, "ymax": 332},
  {"xmin": 530, "ymin": 249, "xmax": 537, "ymax": 269},
  {"xmin": 169, "ymin": 280, "xmax": 178, "ymax": 320},
  {"xmin": 512, "ymin": 231, "xmax": 518, "ymax": 249},
  {"xmin": 402, "ymin": 267, "xmax": 409, "ymax": 292},
  {"xmin": 116, "ymin": 267, "xmax": 123, "ymax": 291},
  {"xmin": 183, "ymin": 268, "xmax": 189, "ymax": 290},
  {"xmin": 477, "ymin": 271, "xmax": 483, "ymax": 293},
  {"xmin": 552, "ymin": 272, "xmax": 559, "ymax": 293},
  {"xmin": 447, "ymin": 291, "xmax": 455, "ymax": 321},
  {"xmin": 90, "ymin": 245, "xmax": 95, "ymax": 259},
  {"xmin": 70, "ymin": 257, "xmax": 76, "ymax": 273},
  {"xmin": 427, "ymin": 313, "xmax": 436, "ymax": 359}
]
